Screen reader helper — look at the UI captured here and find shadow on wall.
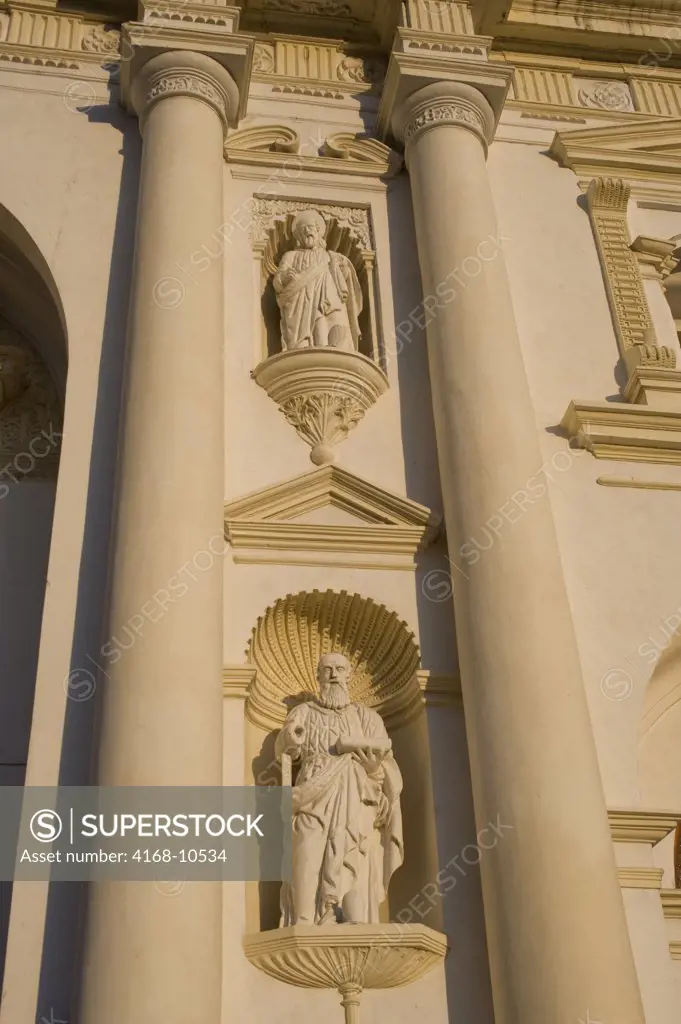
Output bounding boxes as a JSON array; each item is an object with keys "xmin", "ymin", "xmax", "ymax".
[
  {"xmin": 34, "ymin": 100, "xmax": 141, "ymax": 1024},
  {"xmin": 382, "ymin": 177, "xmax": 495, "ymax": 1024},
  {"xmin": 638, "ymin": 625, "xmax": 681, "ymax": 811}
]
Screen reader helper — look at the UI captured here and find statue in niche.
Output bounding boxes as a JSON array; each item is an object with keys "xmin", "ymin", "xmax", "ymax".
[
  {"xmin": 273, "ymin": 210, "xmax": 363, "ymax": 352},
  {"xmin": 275, "ymin": 652, "xmax": 403, "ymax": 926}
]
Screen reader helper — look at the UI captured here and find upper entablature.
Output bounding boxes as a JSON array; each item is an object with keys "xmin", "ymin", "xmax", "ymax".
[{"xmin": 471, "ymin": 0, "xmax": 681, "ymax": 64}]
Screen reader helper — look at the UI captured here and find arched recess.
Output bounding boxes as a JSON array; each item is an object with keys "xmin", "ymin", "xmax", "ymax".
[
  {"xmin": 0, "ymin": 205, "xmax": 66, "ymax": 996},
  {"xmin": 241, "ymin": 589, "xmax": 442, "ymax": 934},
  {"xmin": 638, "ymin": 626, "xmax": 681, "ymax": 811}
]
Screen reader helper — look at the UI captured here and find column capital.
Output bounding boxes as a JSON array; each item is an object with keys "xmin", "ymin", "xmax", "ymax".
[
  {"xmin": 393, "ymin": 81, "xmax": 495, "ymax": 152},
  {"xmin": 119, "ymin": 19, "xmax": 253, "ymax": 130},
  {"xmin": 129, "ymin": 50, "xmax": 240, "ymax": 133},
  {"xmin": 375, "ymin": 42, "xmax": 513, "ymax": 144}
]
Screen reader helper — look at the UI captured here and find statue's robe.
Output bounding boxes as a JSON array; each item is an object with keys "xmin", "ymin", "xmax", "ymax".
[
  {"xmin": 273, "ymin": 246, "xmax": 363, "ymax": 351},
  {"xmin": 275, "ymin": 700, "xmax": 403, "ymax": 925}
]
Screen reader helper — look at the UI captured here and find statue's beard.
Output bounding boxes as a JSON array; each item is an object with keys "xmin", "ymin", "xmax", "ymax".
[{"xmin": 318, "ymin": 681, "xmax": 350, "ymax": 710}]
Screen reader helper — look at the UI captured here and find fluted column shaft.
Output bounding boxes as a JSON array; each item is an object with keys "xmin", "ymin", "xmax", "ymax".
[
  {"xmin": 395, "ymin": 82, "xmax": 645, "ymax": 1024},
  {"xmin": 79, "ymin": 51, "xmax": 237, "ymax": 1024}
]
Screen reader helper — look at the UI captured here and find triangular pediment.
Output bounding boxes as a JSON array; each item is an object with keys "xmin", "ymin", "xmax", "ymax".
[
  {"xmin": 224, "ymin": 466, "xmax": 441, "ymax": 569},
  {"xmin": 550, "ymin": 119, "xmax": 681, "ymax": 198}
]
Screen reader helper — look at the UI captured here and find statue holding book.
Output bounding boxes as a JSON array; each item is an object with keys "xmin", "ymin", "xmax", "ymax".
[{"xmin": 275, "ymin": 652, "xmax": 403, "ymax": 926}]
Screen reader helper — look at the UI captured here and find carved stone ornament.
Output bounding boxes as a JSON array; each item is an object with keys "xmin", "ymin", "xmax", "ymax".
[
  {"xmin": 128, "ymin": 52, "xmax": 240, "ymax": 133},
  {"xmin": 586, "ymin": 177, "xmax": 677, "ymax": 375},
  {"xmin": 252, "ymin": 348, "xmax": 388, "ymax": 465},
  {"xmin": 577, "ymin": 79, "xmax": 634, "ymax": 113},
  {"xmin": 81, "ymin": 24, "xmax": 120, "ymax": 55},
  {"xmin": 403, "ymin": 98, "xmax": 486, "ymax": 145},
  {"xmin": 259, "ymin": 0, "xmax": 352, "ymax": 15},
  {"xmin": 244, "ymin": 589, "xmax": 421, "ymax": 732}
]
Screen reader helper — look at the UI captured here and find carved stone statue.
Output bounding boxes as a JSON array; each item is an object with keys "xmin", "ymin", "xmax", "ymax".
[
  {"xmin": 275, "ymin": 652, "xmax": 403, "ymax": 926},
  {"xmin": 273, "ymin": 210, "xmax": 363, "ymax": 352}
]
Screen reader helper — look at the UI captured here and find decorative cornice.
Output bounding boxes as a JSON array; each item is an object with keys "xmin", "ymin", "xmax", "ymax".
[
  {"xmin": 561, "ymin": 399, "xmax": 681, "ymax": 465},
  {"xmin": 669, "ymin": 940, "xmax": 681, "ymax": 960},
  {"xmin": 617, "ymin": 867, "xmax": 665, "ymax": 890},
  {"xmin": 550, "ymin": 119, "xmax": 681, "ymax": 200},
  {"xmin": 608, "ymin": 810, "xmax": 680, "ymax": 845},
  {"xmin": 129, "ymin": 50, "xmax": 239, "ymax": 132}
]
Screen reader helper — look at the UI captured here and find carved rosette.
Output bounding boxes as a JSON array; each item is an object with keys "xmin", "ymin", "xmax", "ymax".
[
  {"xmin": 394, "ymin": 81, "xmax": 495, "ymax": 152},
  {"xmin": 252, "ymin": 349, "xmax": 388, "ymax": 466},
  {"xmin": 129, "ymin": 51, "xmax": 239, "ymax": 133}
]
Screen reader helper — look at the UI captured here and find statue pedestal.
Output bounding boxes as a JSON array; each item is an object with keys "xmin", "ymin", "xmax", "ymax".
[
  {"xmin": 252, "ymin": 349, "xmax": 388, "ymax": 465},
  {"xmin": 243, "ymin": 923, "xmax": 448, "ymax": 1024}
]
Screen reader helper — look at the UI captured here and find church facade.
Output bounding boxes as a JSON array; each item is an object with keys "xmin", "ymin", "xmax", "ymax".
[{"xmin": 0, "ymin": 1, "xmax": 680, "ymax": 1022}]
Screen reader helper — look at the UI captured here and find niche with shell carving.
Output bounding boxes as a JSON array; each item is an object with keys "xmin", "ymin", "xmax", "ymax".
[
  {"xmin": 241, "ymin": 589, "xmax": 442, "ymax": 935},
  {"xmin": 250, "ymin": 200, "xmax": 389, "ymax": 466}
]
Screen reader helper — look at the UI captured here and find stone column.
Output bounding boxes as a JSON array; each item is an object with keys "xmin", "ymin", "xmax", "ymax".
[
  {"xmin": 78, "ymin": 52, "xmax": 238, "ymax": 1024},
  {"xmin": 393, "ymin": 82, "xmax": 645, "ymax": 1024}
]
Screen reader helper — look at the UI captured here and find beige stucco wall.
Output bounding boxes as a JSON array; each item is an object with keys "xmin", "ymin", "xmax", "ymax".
[{"xmin": 0, "ymin": 54, "xmax": 678, "ymax": 1024}]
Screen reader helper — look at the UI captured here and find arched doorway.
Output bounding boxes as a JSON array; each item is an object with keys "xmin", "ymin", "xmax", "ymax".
[{"xmin": 0, "ymin": 206, "xmax": 66, "ymax": 994}]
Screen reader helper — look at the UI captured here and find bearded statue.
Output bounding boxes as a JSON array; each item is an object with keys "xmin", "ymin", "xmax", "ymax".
[
  {"xmin": 272, "ymin": 210, "xmax": 363, "ymax": 353},
  {"xmin": 275, "ymin": 653, "xmax": 403, "ymax": 926}
]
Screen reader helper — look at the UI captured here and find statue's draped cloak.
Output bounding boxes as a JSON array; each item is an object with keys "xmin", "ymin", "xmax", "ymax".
[
  {"xmin": 275, "ymin": 701, "xmax": 403, "ymax": 925},
  {"xmin": 273, "ymin": 247, "xmax": 363, "ymax": 351}
]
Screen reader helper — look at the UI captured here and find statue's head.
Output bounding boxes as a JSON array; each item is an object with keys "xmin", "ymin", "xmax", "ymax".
[
  {"xmin": 292, "ymin": 210, "xmax": 327, "ymax": 251},
  {"xmin": 316, "ymin": 652, "xmax": 352, "ymax": 710}
]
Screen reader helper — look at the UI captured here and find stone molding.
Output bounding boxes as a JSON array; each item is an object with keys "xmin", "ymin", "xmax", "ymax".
[
  {"xmin": 585, "ymin": 177, "xmax": 676, "ymax": 375},
  {"xmin": 617, "ymin": 867, "xmax": 665, "ymax": 890},
  {"xmin": 630, "ymin": 235, "xmax": 679, "ymax": 282},
  {"xmin": 660, "ymin": 889, "xmax": 681, "ymax": 919},
  {"xmin": 243, "ymin": 589, "xmax": 422, "ymax": 732},
  {"xmin": 608, "ymin": 810, "xmax": 680, "ymax": 845},
  {"xmin": 224, "ymin": 464, "xmax": 440, "ymax": 570},
  {"xmin": 561, "ymin": 400, "xmax": 681, "ymax": 465},
  {"xmin": 550, "ymin": 119, "xmax": 681, "ymax": 202},
  {"xmin": 129, "ymin": 49, "xmax": 240, "ymax": 131},
  {"xmin": 222, "ymin": 664, "xmax": 256, "ymax": 700},
  {"xmin": 416, "ymin": 670, "xmax": 462, "ymax": 709}
]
